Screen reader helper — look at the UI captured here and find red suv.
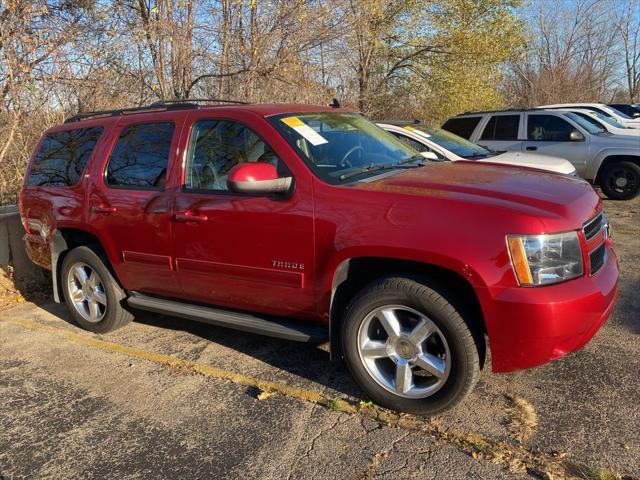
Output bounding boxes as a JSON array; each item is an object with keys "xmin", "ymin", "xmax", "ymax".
[{"xmin": 19, "ymin": 101, "xmax": 619, "ymax": 414}]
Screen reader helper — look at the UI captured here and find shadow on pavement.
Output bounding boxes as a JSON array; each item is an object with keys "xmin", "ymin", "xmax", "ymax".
[{"xmin": 34, "ymin": 300, "xmax": 364, "ymax": 400}]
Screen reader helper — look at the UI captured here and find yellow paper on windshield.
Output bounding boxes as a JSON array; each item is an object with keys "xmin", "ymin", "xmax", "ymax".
[
  {"xmin": 281, "ymin": 116, "xmax": 328, "ymax": 146},
  {"xmin": 404, "ymin": 125, "xmax": 431, "ymax": 138},
  {"xmin": 281, "ymin": 116, "xmax": 305, "ymax": 128}
]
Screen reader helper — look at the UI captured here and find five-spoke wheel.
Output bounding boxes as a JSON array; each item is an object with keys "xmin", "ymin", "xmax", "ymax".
[
  {"xmin": 357, "ymin": 305, "xmax": 450, "ymax": 398},
  {"xmin": 67, "ymin": 262, "xmax": 108, "ymax": 323},
  {"xmin": 342, "ymin": 276, "xmax": 482, "ymax": 415}
]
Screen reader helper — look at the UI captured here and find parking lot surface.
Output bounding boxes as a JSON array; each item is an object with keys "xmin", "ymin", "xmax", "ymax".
[{"xmin": 1, "ymin": 196, "xmax": 639, "ymax": 479}]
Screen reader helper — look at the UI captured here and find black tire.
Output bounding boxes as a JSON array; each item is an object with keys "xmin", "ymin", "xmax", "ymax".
[
  {"xmin": 600, "ymin": 161, "xmax": 640, "ymax": 200},
  {"xmin": 61, "ymin": 246, "xmax": 133, "ymax": 334},
  {"xmin": 341, "ymin": 276, "xmax": 481, "ymax": 415}
]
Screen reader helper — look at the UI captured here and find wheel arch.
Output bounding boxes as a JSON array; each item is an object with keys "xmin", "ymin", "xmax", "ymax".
[
  {"xmin": 51, "ymin": 227, "xmax": 118, "ymax": 302},
  {"xmin": 328, "ymin": 256, "xmax": 487, "ymax": 368},
  {"xmin": 591, "ymin": 153, "xmax": 640, "ymax": 184}
]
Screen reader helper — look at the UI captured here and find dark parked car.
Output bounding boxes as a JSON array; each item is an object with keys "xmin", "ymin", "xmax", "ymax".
[{"xmin": 608, "ymin": 104, "xmax": 640, "ymax": 118}]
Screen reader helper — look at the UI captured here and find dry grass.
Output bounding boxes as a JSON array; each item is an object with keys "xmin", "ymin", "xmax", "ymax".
[
  {"xmin": 0, "ymin": 268, "xmax": 24, "ymax": 309},
  {"xmin": 506, "ymin": 395, "xmax": 539, "ymax": 442}
]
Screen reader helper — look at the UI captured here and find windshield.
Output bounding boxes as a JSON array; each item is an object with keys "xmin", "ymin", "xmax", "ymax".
[
  {"xmin": 589, "ymin": 111, "xmax": 627, "ymax": 128},
  {"xmin": 584, "ymin": 106, "xmax": 632, "ymax": 120},
  {"xmin": 563, "ymin": 112, "xmax": 605, "ymax": 134},
  {"xmin": 269, "ymin": 112, "xmax": 421, "ymax": 184},
  {"xmin": 603, "ymin": 106, "xmax": 632, "ymax": 119},
  {"xmin": 571, "ymin": 112, "xmax": 610, "ymax": 132},
  {"xmin": 406, "ymin": 125, "xmax": 492, "ymax": 158}
]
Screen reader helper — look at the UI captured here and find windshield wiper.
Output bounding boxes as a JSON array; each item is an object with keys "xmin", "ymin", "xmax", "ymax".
[
  {"xmin": 339, "ymin": 158, "xmax": 425, "ymax": 181},
  {"xmin": 397, "ymin": 154, "xmax": 427, "ymax": 165}
]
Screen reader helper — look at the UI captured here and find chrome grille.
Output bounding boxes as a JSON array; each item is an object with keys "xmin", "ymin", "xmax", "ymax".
[
  {"xmin": 582, "ymin": 213, "xmax": 604, "ymax": 241},
  {"xmin": 589, "ymin": 243, "xmax": 607, "ymax": 275},
  {"xmin": 582, "ymin": 211, "xmax": 608, "ymax": 275}
]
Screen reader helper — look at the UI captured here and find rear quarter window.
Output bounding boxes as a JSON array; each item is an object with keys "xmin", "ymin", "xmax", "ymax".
[
  {"xmin": 441, "ymin": 117, "xmax": 481, "ymax": 139},
  {"xmin": 27, "ymin": 127, "xmax": 103, "ymax": 187}
]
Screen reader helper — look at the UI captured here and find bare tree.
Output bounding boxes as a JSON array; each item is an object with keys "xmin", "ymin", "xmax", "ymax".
[
  {"xmin": 507, "ymin": 0, "xmax": 620, "ymax": 107},
  {"xmin": 612, "ymin": 0, "xmax": 640, "ymax": 102}
]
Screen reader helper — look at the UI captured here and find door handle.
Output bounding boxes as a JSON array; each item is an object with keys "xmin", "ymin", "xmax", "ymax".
[
  {"xmin": 526, "ymin": 146, "xmax": 537, "ymax": 151},
  {"xmin": 173, "ymin": 211, "xmax": 208, "ymax": 223},
  {"xmin": 93, "ymin": 204, "xmax": 117, "ymax": 214}
]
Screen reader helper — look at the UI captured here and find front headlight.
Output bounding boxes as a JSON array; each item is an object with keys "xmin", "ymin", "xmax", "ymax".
[{"xmin": 507, "ymin": 231, "xmax": 583, "ymax": 286}]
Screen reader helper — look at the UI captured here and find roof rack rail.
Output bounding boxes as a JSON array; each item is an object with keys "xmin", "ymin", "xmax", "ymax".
[
  {"xmin": 150, "ymin": 98, "xmax": 249, "ymax": 106},
  {"xmin": 64, "ymin": 98, "xmax": 249, "ymax": 123}
]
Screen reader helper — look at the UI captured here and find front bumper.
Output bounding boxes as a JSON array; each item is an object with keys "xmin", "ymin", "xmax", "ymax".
[{"xmin": 478, "ymin": 245, "xmax": 619, "ymax": 372}]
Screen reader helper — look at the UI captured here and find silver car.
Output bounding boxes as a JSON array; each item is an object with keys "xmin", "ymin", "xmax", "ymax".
[{"xmin": 442, "ymin": 109, "xmax": 640, "ymax": 200}]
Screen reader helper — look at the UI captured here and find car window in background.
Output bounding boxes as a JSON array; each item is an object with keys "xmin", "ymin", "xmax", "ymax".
[
  {"xmin": 269, "ymin": 112, "xmax": 418, "ymax": 184},
  {"xmin": 106, "ymin": 122, "xmax": 174, "ymax": 189},
  {"xmin": 527, "ymin": 115, "xmax": 575, "ymax": 141},
  {"xmin": 413, "ymin": 126, "xmax": 493, "ymax": 158},
  {"xmin": 391, "ymin": 131, "xmax": 428, "ymax": 152},
  {"xmin": 479, "ymin": 115, "xmax": 520, "ymax": 140},
  {"xmin": 588, "ymin": 111, "xmax": 628, "ymax": 129},
  {"xmin": 441, "ymin": 116, "xmax": 482, "ymax": 139},
  {"xmin": 583, "ymin": 106, "xmax": 632, "ymax": 120},
  {"xmin": 27, "ymin": 127, "xmax": 103, "ymax": 187},
  {"xmin": 563, "ymin": 112, "xmax": 606, "ymax": 135},
  {"xmin": 571, "ymin": 112, "xmax": 609, "ymax": 131}
]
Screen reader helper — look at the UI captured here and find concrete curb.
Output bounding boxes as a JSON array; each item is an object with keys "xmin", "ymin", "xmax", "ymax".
[
  {"xmin": 0, "ymin": 205, "xmax": 19, "ymax": 220},
  {"xmin": 0, "ymin": 204, "xmax": 47, "ymax": 289}
]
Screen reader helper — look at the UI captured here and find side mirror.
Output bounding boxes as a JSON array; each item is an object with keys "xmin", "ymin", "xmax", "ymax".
[
  {"xmin": 569, "ymin": 130, "xmax": 584, "ymax": 142},
  {"xmin": 227, "ymin": 163, "xmax": 292, "ymax": 194},
  {"xmin": 420, "ymin": 151, "xmax": 440, "ymax": 161}
]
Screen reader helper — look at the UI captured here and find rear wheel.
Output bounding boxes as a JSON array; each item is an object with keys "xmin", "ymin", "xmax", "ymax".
[
  {"xmin": 600, "ymin": 161, "xmax": 640, "ymax": 200},
  {"xmin": 341, "ymin": 276, "xmax": 481, "ymax": 415},
  {"xmin": 61, "ymin": 246, "xmax": 133, "ymax": 333}
]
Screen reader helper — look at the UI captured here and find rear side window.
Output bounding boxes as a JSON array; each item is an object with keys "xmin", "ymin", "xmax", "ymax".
[
  {"xmin": 527, "ymin": 115, "xmax": 573, "ymax": 141},
  {"xmin": 441, "ymin": 117, "xmax": 481, "ymax": 139},
  {"xmin": 27, "ymin": 127, "xmax": 103, "ymax": 187},
  {"xmin": 480, "ymin": 115, "xmax": 520, "ymax": 140},
  {"xmin": 106, "ymin": 122, "xmax": 174, "ymax": 189}
]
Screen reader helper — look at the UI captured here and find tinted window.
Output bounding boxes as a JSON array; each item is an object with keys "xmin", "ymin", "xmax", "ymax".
[
  {"xmin": 27, "ymin": 127, "xmax": 103, "ymax": 187},
  {"xmin": 391, "ymin": 132, "xmax": 428, "ymax": 152},
  {"xmin": 569, "ymin": 112, "xmax": 608, "ymax": 133},
  {"xmin": 106, "ymin": 122, "xmax": 174, "ymax": 189},
  {"xmin": 441, "ymin": 117, "xmax": 481, "ymax": 139},
  {"xmin": 480, "ymin": 115, "xmax": 519, "ymax": 140},
  {"xmin": 527, "ymin": 115, "xmax": 574, "ymax": 141},
  {"xmin": 609, "ymin": 105, "xmax": 632, "ymax": 116},
  {"xmin": 185, "ymin": 120, "xmax": 285, "ymax": 192}
]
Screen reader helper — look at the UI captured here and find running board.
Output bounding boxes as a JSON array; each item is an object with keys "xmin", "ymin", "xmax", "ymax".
[{"xmin": 127, "ymin": 292, "xmax": 328, "ymax": 343}]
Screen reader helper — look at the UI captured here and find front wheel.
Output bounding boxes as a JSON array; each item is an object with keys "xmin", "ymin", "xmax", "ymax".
[
  {"xmin": 341, "ymin": 276, "xmax": 481, "ymax": 415},
  {"xmin": 600, "ymin": 161, "xmax": 640, "ymax": 200}
]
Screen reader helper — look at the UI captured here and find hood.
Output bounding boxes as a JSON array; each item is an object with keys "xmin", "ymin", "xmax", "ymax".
[
  {"xmin": 479, "ymin": 151, "xmax": 576, "ymax": 175},
  {"xmin": 610, "ymin": 127, "xmax": 640, "ymax": 136},
  {"xmin": 356, "ymin": 162, "xmax": 599, "ymax": 230},
  {"xmin": 599, "ymin": 133, "xmax": 640, "ymax": 145}
]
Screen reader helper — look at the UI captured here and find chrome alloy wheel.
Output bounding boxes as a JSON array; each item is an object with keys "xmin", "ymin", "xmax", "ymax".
[
  {"xmin": 67, "ymin": 262, "xmax": 107, "ymax": 323},
  {"xmin": 357, "ymin": 305, "xmax": 451, "ymax": 399}
]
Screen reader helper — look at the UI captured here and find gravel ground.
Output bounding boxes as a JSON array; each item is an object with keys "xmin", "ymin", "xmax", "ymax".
[{"xmin": 1, "ymin": 194, "xmax": 638, "ymax": 480}]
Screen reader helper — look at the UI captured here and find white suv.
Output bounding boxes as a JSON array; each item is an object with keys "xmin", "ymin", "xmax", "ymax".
[{"xmin": 442, "ymin": 109, "xmax": 640, "ymax": 199}]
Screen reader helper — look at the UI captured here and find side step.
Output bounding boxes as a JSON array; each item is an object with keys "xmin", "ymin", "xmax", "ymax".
[{"xmin": 127, "ymin": 292, "xmax": 328, "ymax": 343}]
